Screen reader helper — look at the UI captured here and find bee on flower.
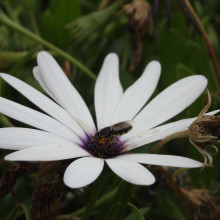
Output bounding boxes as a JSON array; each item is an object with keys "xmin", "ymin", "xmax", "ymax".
[{"xmin": 0, "ymin": 51, "xmax": 217, "ymax": 188}]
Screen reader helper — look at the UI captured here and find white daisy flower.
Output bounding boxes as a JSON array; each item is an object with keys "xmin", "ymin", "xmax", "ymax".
[{"xmin": 0, "ymin": 51, "xmax": 216, "ymax": 188}]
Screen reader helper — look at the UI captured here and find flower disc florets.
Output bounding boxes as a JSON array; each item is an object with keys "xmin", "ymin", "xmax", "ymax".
[{"xmin": 85, "ymin": 135, "xmax": 125, "ymax": 159}]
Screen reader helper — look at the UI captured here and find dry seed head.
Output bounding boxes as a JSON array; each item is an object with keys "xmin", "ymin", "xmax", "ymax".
[
  {"xmin": 121, "ymin": 0, "xmax": 153, "ymax": 71},
  {"xmin": 0, "ymin": 168, "xmax": 15, "ymax": 197},
  {"xmin": 0, "ymin": 163, "xmax": 29, "ymax": 198},
  {"xmin": 189, "ymin": 115, "xmax": 220, "ymax": 146},
  {"xmin": 32, "ymin": 183, "xmax": 60, "ymax": 220},
  {"xmin": 122, "ymin": 0, "xmax": 152, "ymax": 28},
  {"xmin": 188, "ymin": 90, "xmax": 219, "ymax": 166},
  {"xmin": 181, "ymin": 187, "xmax": 219, "ymax": 220}
]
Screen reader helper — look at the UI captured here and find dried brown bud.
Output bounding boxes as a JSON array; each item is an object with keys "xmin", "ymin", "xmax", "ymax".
[
  {"xmin": 32, "ymin": 183, "xmax": 60, "ymax": 220},
  {"xmin": 63, "ymin": 60, "xmax": 71, "ymax": 80},
  {"xmin": 38, "ymin": 161, "xmax": 62, "ymax": 178},
  {"xmin": 0, "ymin": 168, "xmax": 15, "ymax": 197},
  {"xmin": 188, "ymin": 90, "xmax": 219, "ymax": 166},
  {"xmin": 189, "ymin": 115, "xmax": 220, "ymax": 147},
  {"xmin": 0, "ymin": 163, "xmax": 28, "ymax": 199},
  {"xmin": 121, "ymin": 0, "xmax": 153, "ymax": 72},
  {"xmin": 181, "ymin": 187, "xmax": 220, "ymax": 220},
  {"xmin": 122, "ymin": 0, "xmax": 152, "ymax": 29}
]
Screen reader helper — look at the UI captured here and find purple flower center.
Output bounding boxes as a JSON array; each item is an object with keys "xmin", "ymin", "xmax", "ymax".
[{"xmin": 84, "ymin": 135, "xmax": 126, "ymax": 159}]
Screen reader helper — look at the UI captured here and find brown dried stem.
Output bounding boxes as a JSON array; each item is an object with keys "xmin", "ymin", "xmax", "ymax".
[
  {"xmin": 151, "ymin": 130, "xmax": 189, "ymax": 153},
  {"xmin": 159, "ymin": 167, "xmax": 196, "ymax": 220},
  {"xmin": 182, "ymin": 0, "xmax": 220, "ymax": 88}
]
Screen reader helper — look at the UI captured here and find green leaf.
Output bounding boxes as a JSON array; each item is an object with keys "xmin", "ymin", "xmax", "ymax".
[
  {"xmin": 165, "ymin": 199, "xmax": 188, "ymax": 220},
  {"xmin": 158, "ymin": 13, "xmax": 188, "ymax": 87},
  {"xmin": 40, "ymin": 0, "xmax": 81, "ymax": 48},
  {"xmin": 176, "ymin": 63, "xmax": 196, "ymax": 77},
  {"xmin": 6, "ymin": 203, "xmax": 31, "ymax": 220},
  {"xmin": 9, "ymin": 48, "xmax": 37, "ymax": 76},
  {"xmin": 66, "ymin": 2, "xmax": 120, "ymax": 44}
]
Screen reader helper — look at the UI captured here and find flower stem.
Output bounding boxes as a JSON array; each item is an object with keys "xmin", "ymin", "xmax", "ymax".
[
  {"xmin": 117, "ymin": 182, "xmax": 133, "ymax": 220},
  {"xmin": 0, "ymin": 10, "xmax": 96, "ymax": 81},
  {"xmin": 7, "ymin": 203, "xmax": 31, "ymax": 220},
  {"xmin": 127, "ymin": 203, "xmax": 146, "ymax": 220},
  {"xmin": 152, "ymin": 130, "xmax": 189, "ymax": 153},
  {"xmin": 64, "ymin": 188, "xmax": 117, "ymax": 218},
  {"xmin": 159, "ymin": 167, "xmax": 195, "ymax": 220},
  {"xmin": 81, "ymin": 173, "xmax": 105, "ymax": 220},
  {"xmin": 182, "ymin": 0, "xmax": 220, "ymax": 88}
]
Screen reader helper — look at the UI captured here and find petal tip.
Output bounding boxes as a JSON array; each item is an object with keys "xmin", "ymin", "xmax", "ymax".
[
  {"xmin": 193, "ymin": 161, "xmax": 203, "ymax": 168},
  {"xmin": 146, "ymin": 175, "xmax": 156, "ymax": 186},
  {"xmin": 37, "ymin": 50, "xmax": 48, "ymax": 56},
  {"xmin": 149, "ymin": 60, "xmax": 161, "ymax": 68},
  {"xmin": 32, "ymin": 66, "xmax": 38, "ymax": 74},
  {"xmin": 192, "ymin": 75, "xmax": 208, "ymax": 87},
  {"xmin": 0, "ymin": 72, "xmax": 6, "ymax": 77},
  {"xmin": 148, "ymin": 60, "xmax": 161, "ymax": 74},
  {"xmin": 4, "ymin": 154, "xmax": 13, "ymax": 161},
  {"xmin": 199, "ymin": 75, "xmax": 208, "ymax": 85},
  {"xmin": 105, "ymin": 53, "xmax": 119, "ymax": 64},
  {"xmin": 37, "ymin": 51, "xmax": 52, "ymax": 62}
]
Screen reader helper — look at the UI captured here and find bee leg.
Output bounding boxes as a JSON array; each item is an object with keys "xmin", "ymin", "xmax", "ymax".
[{"xmin": 115, "ymin": 136, "xmax": 130, "ymax": 154}]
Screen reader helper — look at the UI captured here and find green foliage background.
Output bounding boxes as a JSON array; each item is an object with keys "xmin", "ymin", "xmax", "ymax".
[{"xmin": 0, "ymin": 0, "xmax": 219, "ymax": 219}]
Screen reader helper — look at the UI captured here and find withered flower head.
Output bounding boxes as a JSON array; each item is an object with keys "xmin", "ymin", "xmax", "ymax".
[
  {"xmin": 181, "ymin": 187, "xmax": 219, "ymax": 220},
  {"xmin": 121, "ymin": 0, "xmax": 153, "ymax": 71},
  {"xmin": 122, "ymin": 0, "xmax": 152, "ymax": 28},
  {"xmin": 32, "ymin": 183, "xmax": 60, "ymax": 220},
  {"xmin": 188, "ymin": 90, "xmax": 219, "ymax": 166},
  {"xmin": 0, "ymin": 163, "xmax": 33, "ymax": 199},
  {"xmin": 0, "ymin": 167, "xmax": 15, "ymax": 198}
]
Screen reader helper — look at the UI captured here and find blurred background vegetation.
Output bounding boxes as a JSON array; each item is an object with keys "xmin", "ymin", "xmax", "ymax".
[{"xmin": 0, "ymin": 0, "xmax": 219, "ymax": 219}]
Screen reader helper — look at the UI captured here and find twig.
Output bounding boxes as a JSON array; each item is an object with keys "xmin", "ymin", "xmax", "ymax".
[{"xmin": 182, "ymin": 0, "xmax": 220, "ymax": 88}]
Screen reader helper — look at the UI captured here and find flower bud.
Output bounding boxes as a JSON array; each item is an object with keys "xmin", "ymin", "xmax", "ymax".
[{"xmin": 0, "ymin": 51, "xmax": 27, "ymax": 69}]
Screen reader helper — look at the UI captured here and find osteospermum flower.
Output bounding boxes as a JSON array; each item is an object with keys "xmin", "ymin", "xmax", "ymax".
[{"xmin": 0, "ymin": 52, "xmax": 217, "ymax": 188}]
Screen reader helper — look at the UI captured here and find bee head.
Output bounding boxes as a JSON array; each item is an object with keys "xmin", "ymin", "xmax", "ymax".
[{"xmin": 95, "ymin": 127, "xmax": 111, "ymax": 140}]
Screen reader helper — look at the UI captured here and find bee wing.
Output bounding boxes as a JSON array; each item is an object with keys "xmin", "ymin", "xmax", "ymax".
[{"xmin": 112, "ymin": 120, "xmax": 133, "ymax": 135}]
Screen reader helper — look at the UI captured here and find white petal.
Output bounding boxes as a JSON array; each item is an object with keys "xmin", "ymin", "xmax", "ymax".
[
  {"xmin": 119, "ymin": 154, "xmax": 202, "ymax": 168},
  {"xmin": 0, "ymin": 97, "xmax": 80, "ymax": 143},
  {"xmin": 33, "ymin": 66, "xmax": 58, "ymax": 101},
  {"xmin": 132, "ymin": 75, "xmax": 207, "ymax": 136},
  {"xmin": 64, "ymin": 157, "xmax": 104, "ymax": 188},
  {"xmin": 112, "ymin": 61, "xmax": 161, "ymax": 124},
  {"xmin": 37, "ymin": 51, "xmax": 95, "ymax": 134},
  {"xmin": 206, "ymin": 109, "xmax": 220, "ymax": 115},
  {"xmin": 105, "ymin": 158, "xmax": 155, "ymax": 185},
  {"xmin": 124, "ymin": 109, "xmax": 220, "ymax": 150},
  {"xmin": 0, "ymin": 73, "xmax": 85, "ymax": 137},
  {"xmin": 0, "ymin": 128, "xmax": 73, "ymax": 150},
  {"xmin": 95, "ymin": 53, "xmax": 123, "ymax": 130},
  {"xmin": 5, "ymin": 144, "xmax": 90, "ymax": 161},
  {"xmin": 125, "ymin": 118, "xmax": 193, "ymax": 150}
]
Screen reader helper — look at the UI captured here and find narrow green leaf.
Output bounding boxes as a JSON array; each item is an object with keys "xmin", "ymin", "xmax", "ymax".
[
  {"xmin": 0, "ymin": 10, "xmax": 96, "ymax": 80},
  {"xmin": 176, "ymin": 63, "xmax": 196, "ymax": 77},
  {"xmin": 125, "ymin": 203, "xmax": 149, "ymax": 220},
  {"xmin": 7, "ymin": 203, "xmax": 31, "ymax": 220},
  {"xmin": 9, "ymin": 48, "xmax": 37, "ymax": 76}
]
